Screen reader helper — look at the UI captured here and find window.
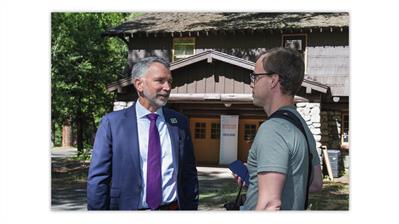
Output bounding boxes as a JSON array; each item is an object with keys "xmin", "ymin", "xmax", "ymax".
[
  {"xmin": 341, "ymin": 113, "xmax": 349, "ymax": 144},
  {"xmin": 172, "ymin": 37, "xmax": 195, "ymax": 61},
  {"xmin": 211, "ymin": 123, "xmax": 220, "ymax": 139},
  {"xmin": 282, "ymin": 34, "xmax": 307, "ymax": 53},
  {"xmin": 244, "ymin": 124, "xmax": 257, "ymax": 142},
  {"xmin": 194, "ymin": 122, "xmax": 206, "ymax": 139},
  {"xmin": 282, "ymin": 34, "xmax": 308, "ymax": 73}
]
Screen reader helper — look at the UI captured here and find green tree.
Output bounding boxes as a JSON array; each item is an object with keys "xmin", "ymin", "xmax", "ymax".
[{"xmin": 51, "ymin": 13, "xmax": 129, "ymax": 153}]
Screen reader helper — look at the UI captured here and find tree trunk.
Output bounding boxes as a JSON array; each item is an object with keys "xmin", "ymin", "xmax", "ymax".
[
  {"xmin": 76, "ymin": 113, "xmax": 84, "ymax": 154},
  {"xmin": 51, "ymin": 121, "xmax": 55, "ymax": 147},
  {"xmin": 62, "ymin": 118, "xmax": 72, "ymax": 147}
]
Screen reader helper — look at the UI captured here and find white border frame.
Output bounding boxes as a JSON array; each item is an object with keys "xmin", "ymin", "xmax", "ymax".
[{"xmin": 1, "ymin": 1, "xmax": 399, "ymax": 224}]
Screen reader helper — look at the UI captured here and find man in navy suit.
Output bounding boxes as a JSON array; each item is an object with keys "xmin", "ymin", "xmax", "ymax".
[{"xmin": 87, "ymin": 57, "xmax": 199, "ymax": 210}]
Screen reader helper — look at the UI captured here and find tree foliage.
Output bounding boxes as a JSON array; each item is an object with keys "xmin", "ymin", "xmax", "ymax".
[{"xmin": 51, "ymin": 13, "xmax": 129, "ymax": 151}]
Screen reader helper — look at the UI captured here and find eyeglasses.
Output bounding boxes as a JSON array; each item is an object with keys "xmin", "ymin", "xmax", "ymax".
[{"xmin": 249, "ymin": 71, "xmax": 275, "ymax": 83}]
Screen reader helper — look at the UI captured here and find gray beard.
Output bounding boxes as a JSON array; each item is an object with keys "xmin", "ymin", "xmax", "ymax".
[{"xmin": 143, "ymin": 89, "xmax": 168, "ymax": 108}]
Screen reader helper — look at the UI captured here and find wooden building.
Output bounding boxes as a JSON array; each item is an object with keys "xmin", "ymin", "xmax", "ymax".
[{"xmin": 103, "ymin": 12, "xmax": 349, "ymax": 165}]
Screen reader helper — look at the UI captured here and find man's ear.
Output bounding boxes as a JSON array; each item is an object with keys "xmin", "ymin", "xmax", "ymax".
[
  {"xmin": 270, "ymin": 74, "xmax": 279, "ymax": 88},
  {"xmin": 133, "ymin": 78, "xmax": 144, "ymax": 92}
]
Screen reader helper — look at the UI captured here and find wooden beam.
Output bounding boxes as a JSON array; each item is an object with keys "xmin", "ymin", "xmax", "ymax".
[
  {"xmin": 117, "ymin": 87, "xmax": 124, "ymax": 94},
  {"xmin": 211, "ymin": 54, "xmax": 254, "ymax": 70},
  {"xmin": 170, "ymin": 54, "xmax": 209, "ymax": 70},
  {"xmin": 207, "ymin": 55, "xmax": 213, "ymax": 63},
  {"xmin": 322, "ymin": 146, "xmax": 334, "ymax": 181},
  {"xmin": 170, "ymin": 94, "xmax": 315, "ymax": 104}
]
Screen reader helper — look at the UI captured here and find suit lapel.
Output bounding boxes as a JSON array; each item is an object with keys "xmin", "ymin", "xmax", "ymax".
[
  {"xmin": 163, "ymin": 108, "xmax": 180, "ymax": 172},
  {"xmin": 124, "ymin": 103, "xmax": 142, "ymax": 180}
]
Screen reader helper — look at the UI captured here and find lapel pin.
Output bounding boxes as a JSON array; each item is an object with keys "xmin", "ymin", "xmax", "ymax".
[{"xmin": 170, "ymin": 118, "xmax": 178, "ymax": 124}]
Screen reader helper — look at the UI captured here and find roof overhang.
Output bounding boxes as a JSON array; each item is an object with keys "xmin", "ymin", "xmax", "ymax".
[
  {"xmin": 107, "ymin": 50, "xmax": 329, "ymax": 95},
  {"xmin": 171, "ymin": 50, "xmax": 254, "ymax": 70},
  {"xmin": 168, "ymin": 93, "xmax": 310, "ymax": 103},
  {"xmin": 103, "ymin": 12, "xmax": 349, "ymax": 38}
]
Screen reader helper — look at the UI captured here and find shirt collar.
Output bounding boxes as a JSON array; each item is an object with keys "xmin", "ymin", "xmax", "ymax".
[{"xmin": 135, "ymin": 100, "xmax": 164, "ymax": 120}]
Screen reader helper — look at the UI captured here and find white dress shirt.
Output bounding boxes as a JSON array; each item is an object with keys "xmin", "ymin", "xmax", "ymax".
[{"xmin": 135, "ymin": 101, "xmax": 177, "ymax": 209}]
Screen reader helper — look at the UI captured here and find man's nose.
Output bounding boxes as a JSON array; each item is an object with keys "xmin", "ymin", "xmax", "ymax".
[
  {"xmin": 250, "ymin": 82, "xmax": 254, "ymax": 89},
  {"xmin": 163, "ymin": 81, "xmax": 172, "ymax": 91}
]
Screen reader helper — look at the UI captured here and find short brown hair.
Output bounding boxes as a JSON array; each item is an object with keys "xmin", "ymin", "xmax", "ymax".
[{"xmin": 262, "ymin": 47, "xmax": 304, "ymax": 96}]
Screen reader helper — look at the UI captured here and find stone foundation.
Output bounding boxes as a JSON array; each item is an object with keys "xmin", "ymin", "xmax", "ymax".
[
  {"xmin": 296, "ymin": 102, "xmax": 322, "ymax": 161},
  {"xmin": 320, "ymin": 111, "xmax": 342, "ymax": 150},
  {"xmin": 113, "ymin": 101, "xmax": 133, "ymax": 111}
]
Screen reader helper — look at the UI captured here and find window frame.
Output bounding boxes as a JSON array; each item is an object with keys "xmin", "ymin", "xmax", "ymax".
[
  {"xmin": 172, "ymin": 37, "xmax": 196, "ymax": 62},
  {"xmin": 194, "ymin": 122, "xmax": 206, "ymax": 139},
  {"xmin": 211, "ymin": 122, "xmax": 221, "ymax": 139},
  {"xmin": 341, "ymin": 112, "xmax": 349, "ymax": 145},
  {"xmin": 281, "ymin": 33, "xmax": 308, "ymax": 73},
  {"xmin": 244, "ymin": 124, "xmax": 257, "ymax": 142}
]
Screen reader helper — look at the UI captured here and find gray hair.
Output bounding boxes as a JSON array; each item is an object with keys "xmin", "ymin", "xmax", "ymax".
[{"xmin": 131, "ymin": 56, "xmax": 170, "ymax": 79}]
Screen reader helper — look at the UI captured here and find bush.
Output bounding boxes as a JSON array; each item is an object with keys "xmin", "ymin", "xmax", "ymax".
[{"xmin": 74, "ymin": 148, "xmax": 92, "ymax": 161}]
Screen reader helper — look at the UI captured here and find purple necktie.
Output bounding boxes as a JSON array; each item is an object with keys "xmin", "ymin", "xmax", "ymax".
[{"xmin": 146, "ymin": 113, "xmax": 162, "ymax": 210}]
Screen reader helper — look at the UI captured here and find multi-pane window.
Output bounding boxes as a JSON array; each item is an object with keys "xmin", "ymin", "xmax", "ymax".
[
  {"xmin": 173, "ymin": 37, "xmax": 195, "ymax": 61},
  {"xmin": 244, "ymin": 124, "xmax": 257, "ymax": 142},
  {"xmin": 194, "ymin": 122, "xmax": 206, "ymax": 139},
  {"xmin": 211, "ymin": 123, "xmax": 220, "ymax": 139},
  {"xmin": 341, "ymin": 113, "xmax": 349, "ymax": 143}
]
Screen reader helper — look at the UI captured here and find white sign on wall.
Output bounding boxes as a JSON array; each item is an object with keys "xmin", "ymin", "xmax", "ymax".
[{"xmin": 219, "ymin": 115, "xmax": 239, "ymax": 165}]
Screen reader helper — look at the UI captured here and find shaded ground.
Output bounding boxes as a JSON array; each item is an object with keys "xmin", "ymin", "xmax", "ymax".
[
  {"xmin": 51, "ymin": 157, "xmax": 349, "ymax": 211},
  {"xmin": 197, "ymin": 167, "xmax": 240, "ymax": 210},
  {"xmin": 308, "ymin": 173, "xmax": 350, "ymax": 210},
  {"xmin": 51, "ymin": 158, "xmax": 89, "ymax": 210}
]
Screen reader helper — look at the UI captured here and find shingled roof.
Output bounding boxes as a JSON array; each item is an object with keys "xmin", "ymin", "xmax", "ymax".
[{"xmin": 103, "ymin": 12, "xmax": 349, "ymax": 37}]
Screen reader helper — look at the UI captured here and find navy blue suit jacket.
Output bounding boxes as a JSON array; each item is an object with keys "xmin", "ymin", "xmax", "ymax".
[{"xmin": 87, "ymin": 103, "xmax": 199, "ymax": 210}]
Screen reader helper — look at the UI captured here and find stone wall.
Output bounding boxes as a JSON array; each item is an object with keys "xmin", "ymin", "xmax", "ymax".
[
  {"xmin": 320, "ymin": 111, "xmax": 342, "ymax": 150},
  {"xmin": 296, "ymin": 102, "xmax": 322, "ymax": 161},
  {"xmin": 113, "ymin": 101, "xmax": 133, "ymax": 111}
]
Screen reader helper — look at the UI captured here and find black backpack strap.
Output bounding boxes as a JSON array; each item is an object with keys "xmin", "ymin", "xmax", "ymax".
[{"xmin": 268, "ymin": 109, "xmax": 313, "ymax": 210}]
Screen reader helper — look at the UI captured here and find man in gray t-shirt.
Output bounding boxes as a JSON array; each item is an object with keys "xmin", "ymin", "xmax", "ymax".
[
  {"xmin": 234, "ymin": 48, "xmax": 323, "ymax": 211},
  {"xmin": 241, "ymin": 105, "xmax": 320, "ymax": 210}
]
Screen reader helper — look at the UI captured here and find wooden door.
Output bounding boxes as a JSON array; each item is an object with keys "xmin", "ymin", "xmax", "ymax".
[
  {"xmin": 238, "ymin": 118, "xmax": 265, "ymax": 162},
  {"xmin": 189, "ymin": 117, "xmax": 221, "ymax": 165}
]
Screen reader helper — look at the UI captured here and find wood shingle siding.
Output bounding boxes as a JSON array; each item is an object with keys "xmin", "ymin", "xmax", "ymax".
[{"xmin": 307, "ymin": 46, "xmax": 349, "ymax": 96}]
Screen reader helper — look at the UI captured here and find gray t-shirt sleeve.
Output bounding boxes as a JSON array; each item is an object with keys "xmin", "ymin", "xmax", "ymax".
[{"xmin": 254, "ymin": 121, "xmax": 290, "ymax": 175}]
